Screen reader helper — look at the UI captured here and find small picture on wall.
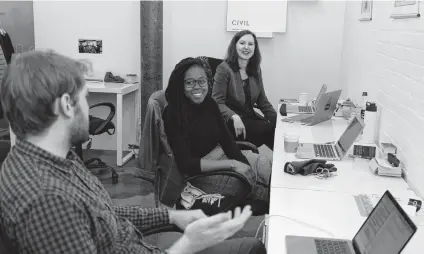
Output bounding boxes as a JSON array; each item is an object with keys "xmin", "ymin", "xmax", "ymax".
[
  {"xmin": 359, "ymin": 0, "xmax": 373, "ymax": 21},
  {"xmin": 391, "ymin": 0, "xmax": 420, "ymax": 19},
  {"xmin": 78, "ymin": 39, "xmax": 102, "ymax": 54}
]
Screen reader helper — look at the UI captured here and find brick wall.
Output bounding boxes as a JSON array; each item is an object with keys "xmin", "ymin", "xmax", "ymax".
[{"xmin": 342, "ymin": 1, "xmax": 424, "ymax": 197}]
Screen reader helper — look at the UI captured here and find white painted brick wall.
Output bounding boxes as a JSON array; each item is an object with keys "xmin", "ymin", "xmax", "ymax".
[{"xmin": 342, "ymin": 1, "xmax": 424, "ymax": 197}]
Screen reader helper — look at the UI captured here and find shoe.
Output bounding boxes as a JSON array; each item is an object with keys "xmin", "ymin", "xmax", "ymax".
[{"xmin": 104, "ymin": 72, "xmax": 125, "ymax": 83}]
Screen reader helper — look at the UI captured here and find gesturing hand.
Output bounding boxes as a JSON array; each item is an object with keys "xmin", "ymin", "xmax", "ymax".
[
  {"xmin": 168, "ymin": 209, "xmax": 207, "ymax": 231},
  {"xmin": 167, "ymin": 206, "xmax": 252, "ymax": 254}
]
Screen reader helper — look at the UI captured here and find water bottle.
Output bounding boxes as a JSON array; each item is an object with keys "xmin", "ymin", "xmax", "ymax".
[
  {"xmin": 362, "ymin": 102, "xmax": 378, "ymax": 144},
  {"xmin": 360, "ymin": 92, "xmax": 368, "ymax": 120}
]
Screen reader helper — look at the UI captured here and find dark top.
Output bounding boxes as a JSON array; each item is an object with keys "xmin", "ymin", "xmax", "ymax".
[
  {"xmin": 163, "ymin": 97, "xmax": 249, "ymax": 176},
  {"xmin": 0, "ymin": 140, "xmax": 169, "ymax": 253},
  {"xmin": 242, "ymin": 79, "xmax": 256, "ymax": 118},
  {"xmin": 0, "ymin": 32, "xmax": 15, "ymax": 64}
]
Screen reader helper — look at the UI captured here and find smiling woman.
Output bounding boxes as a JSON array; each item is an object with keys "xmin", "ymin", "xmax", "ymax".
[
  {"xmin": 212, "ymin": 30, "xmax": 277, "ymax": 151},
  {"xmin": 163, "ymin": 57, "xmax": 271, "ymax": 215}
]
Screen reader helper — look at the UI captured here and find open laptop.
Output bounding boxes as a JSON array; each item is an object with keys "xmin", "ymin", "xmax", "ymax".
[
  {"xmin": 295, "ymin": 115, "xmax": 364, "ymax": 160},
  {"xmin": 285, "ymin": 190, "xmax": 417, "ymax": 254},
  {"xmin": 286, "ymin": 84, "xmax": 327, "ymax": 114},
  {"xmin": 282, "ymin": 89, "xmax": 341, "ymax": 126}
]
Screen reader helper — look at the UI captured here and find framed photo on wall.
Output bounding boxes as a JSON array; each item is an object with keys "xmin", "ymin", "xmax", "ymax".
[
  {"xmin": 359, "ymin": 0, "xmax": 373, "ymax": 21},
  {"xmin": 391, "ymin": 0, "xmax": 421, "ymax": 19}
]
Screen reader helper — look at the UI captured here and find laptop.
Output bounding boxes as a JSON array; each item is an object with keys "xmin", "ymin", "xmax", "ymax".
[
  {"xmin": 286, "ymin": 84, "xmax": 327, "ymax": 114},
  {"xmin": 285, "ymin": 190, "xmax": 417, "ymax": 254},
  {"xmin": 282, "ymin": 89, "xmax": 342, "ymax": 126},
  {"xmin": 295, "ymin": 115, "xmax": 364, "ymax": 160}
]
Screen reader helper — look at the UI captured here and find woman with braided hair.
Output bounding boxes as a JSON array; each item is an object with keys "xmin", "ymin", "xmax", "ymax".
[{"xmin": 163, "ymin": 57, "xmax": 271, "ymax": 214}]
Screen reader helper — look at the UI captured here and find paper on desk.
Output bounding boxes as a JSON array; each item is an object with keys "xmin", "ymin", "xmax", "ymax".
[{"xmin": 354, "ymin": 193, "xmax": 423, "ymax": 225}]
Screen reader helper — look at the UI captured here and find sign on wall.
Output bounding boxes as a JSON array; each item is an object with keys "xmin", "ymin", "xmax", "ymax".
[{"xmin": 226, "ymin": 0, "xmax": 288, "ymax": 33}]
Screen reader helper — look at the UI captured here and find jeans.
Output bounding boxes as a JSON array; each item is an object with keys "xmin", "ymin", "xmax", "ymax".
[{"xmin": 198, "ymin": 237, "xmax": 267, "ymax": 254}]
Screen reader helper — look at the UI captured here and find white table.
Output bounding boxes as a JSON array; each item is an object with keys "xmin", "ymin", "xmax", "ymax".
[
  {"xmin": 271, "ymin": 104, "xmax": 412, "ymax": 195},
  {"xmin": 266, "ymin": 188, "xmax": 424, "ymax": 254},
  {"xmin": 9, "ymin": 82, "xmax": 139, "ymax": 167},
  {"xmin": 87, "ymin": 82, "xmax": 139, "ymax": 166}
]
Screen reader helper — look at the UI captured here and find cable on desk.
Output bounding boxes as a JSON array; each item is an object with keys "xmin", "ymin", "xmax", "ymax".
[{"xmin": 255, "ymin": 214, "xmax": 335, "ymax": 239}]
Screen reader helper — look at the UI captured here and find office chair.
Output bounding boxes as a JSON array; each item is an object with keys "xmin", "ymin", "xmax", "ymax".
[{"xmin": 75, "ymin": 102, "xmax": 119, "ymax": 184}]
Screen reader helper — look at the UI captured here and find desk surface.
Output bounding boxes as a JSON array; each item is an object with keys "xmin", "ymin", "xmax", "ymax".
[
  {"xmin": 267, "ymin": 188, "xmax": 424, "ymax": 254},
  {"xmin": 271, "ymin": 105, "xmax": 411, "ymax": 195},
  {"xmin": 86, "ymin": 82, "xmax": 139, "ymax": 94}
]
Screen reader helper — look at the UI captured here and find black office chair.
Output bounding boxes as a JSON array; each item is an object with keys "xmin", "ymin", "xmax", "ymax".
[{"xmin": 75, "ymin": 102, "xmax": 119, "ymax": 184}]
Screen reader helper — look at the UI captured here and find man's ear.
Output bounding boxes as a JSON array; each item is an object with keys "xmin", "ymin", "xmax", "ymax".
[{"xmin": 57, "ymin": 93, "xmax": 74, "ymax": 118}]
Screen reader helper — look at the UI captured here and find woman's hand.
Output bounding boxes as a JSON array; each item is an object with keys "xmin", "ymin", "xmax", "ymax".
[
  {"xmin": 231, "ymin": 115, "xmax": 246, "ymax": 139},
  {"xmin": 232, "ymin": 160, "xmax": 255, "ymax": 182}
]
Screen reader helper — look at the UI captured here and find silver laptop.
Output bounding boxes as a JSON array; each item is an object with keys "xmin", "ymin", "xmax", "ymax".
[
  {"xmin": 286, "ymin": 190, "xmax": 417, "ymax": 254},
  {"xmin": 295, "ymin": 115, "xmax": 364, "ymax": 160},
  {"xmin": 286, "ymin": 84, "xmax": 327, "ymax": 114},
  {"xmin": 282, "ymin": 89, "xmax": 341, "ymax": 126}
]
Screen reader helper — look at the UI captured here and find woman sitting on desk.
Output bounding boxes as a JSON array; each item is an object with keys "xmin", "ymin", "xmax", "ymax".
[
  {"xmin": 163, "ymin": 57, "xmax": 271, "ymax": 213},
  {"xmin": 212, "ymin": 30, "xmax": 277, "ymax": 151}
]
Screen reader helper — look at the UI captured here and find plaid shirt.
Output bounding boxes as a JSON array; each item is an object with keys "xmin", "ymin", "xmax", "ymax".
[{"xmin": 0, "ymin": 140, "xmax": 170, "ymax": 253}]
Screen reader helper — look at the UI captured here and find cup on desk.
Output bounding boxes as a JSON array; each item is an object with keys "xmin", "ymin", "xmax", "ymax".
[
  {"xmin": 298, "ymin": 93, "xmax": 309, "ymax": 106},
  {"xmin": 284, "ymin": 133, "xmax": 300, "ymax": 153}
]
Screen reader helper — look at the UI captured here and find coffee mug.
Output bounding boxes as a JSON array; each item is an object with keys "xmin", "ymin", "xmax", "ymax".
[{"xmin": 299, "ymin": 93, "xmax": 309, "ymax": 105}]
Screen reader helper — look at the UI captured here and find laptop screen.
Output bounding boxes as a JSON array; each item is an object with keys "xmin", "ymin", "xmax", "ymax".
[
  {"xmin": 352, "ymin": 192, "xmax": 417, "ymax": 254},
  {"xmin": 337, "ymin": 117, "xmax": 363, "ymax": 152}
]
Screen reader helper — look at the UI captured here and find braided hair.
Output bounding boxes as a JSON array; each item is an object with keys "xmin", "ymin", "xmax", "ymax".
[{"xmin": 165, "ymin": 57, "xmax": 213, "ymax": 132}]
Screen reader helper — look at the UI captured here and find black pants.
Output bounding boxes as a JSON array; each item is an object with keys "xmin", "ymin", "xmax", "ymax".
[
  {"xmin": 227, "ymin": 116, "xmax": 275, "ymax": 151},
  {"xmin": 198, "ymin": 237, "xmax": 267, "ymax": 254}
]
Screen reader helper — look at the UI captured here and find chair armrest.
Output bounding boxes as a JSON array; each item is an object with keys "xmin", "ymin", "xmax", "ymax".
[
  {"xmin": 186, "ymin": 170, "xmax": 252, "ymax": 193},
  {"xmin": 142, "ymin": 224, "xmax": 183, "ymax": 236},
  {"xmin": 236, "ymin": 141, "xmax": 259, "ymax": 154},
  {"xmin": 89, "ymin": 102, "xmax": 116, "ymax": 134}
]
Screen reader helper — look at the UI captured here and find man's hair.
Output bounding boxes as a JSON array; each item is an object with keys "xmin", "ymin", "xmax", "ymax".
[{"xmin": 0, "ymin": 50, "xmax": 88, "ymax": 139}]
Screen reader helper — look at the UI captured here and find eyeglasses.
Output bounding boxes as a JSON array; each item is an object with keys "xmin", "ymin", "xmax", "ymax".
[{"xmin": 184, "ymin": 78, "xmax": 208, "ymax": 89}]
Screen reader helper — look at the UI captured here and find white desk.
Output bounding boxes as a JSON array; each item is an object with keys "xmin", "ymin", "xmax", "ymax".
[
  {"xmin": 266, "ymin": 188, "xmax": 424, "ymax": 254},
  {"xmin": 271, "ymin": 104, "xmax": 412, "ymax": 195},
  {"xmin": 9, "ymin": 82, "xmax": 139, "ymax": 167},
  {"xmin": 87, "ymin": 82, "xmax": 139, "ymax": 166}
]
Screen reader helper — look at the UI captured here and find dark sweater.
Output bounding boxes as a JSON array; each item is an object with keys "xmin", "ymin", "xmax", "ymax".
[{"xmin": 163, "ymin": 97, "xmax": 249, "ymax": 176}]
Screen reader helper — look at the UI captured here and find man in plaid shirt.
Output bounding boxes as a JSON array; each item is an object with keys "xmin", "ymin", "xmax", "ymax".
[{"xmin": 0, "ymin": 51, "xmax": 266, "ymax": 254}]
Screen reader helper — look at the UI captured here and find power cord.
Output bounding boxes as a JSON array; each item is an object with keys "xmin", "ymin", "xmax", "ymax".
[{"xmin": 255, "ymin": 214, "xmax": 335, "ymax": 240}]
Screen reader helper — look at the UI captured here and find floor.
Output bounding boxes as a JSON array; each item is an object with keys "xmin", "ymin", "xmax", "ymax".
[{"xmin": 87, "ymin": 146, "xmax": 272, "ymax": 249}]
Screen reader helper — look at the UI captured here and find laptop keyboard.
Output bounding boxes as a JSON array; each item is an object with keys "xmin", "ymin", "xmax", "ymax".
[
  {"xmin": 315, "ymin": 239, "xmax": 352, "ymax": 254},
  {"xmin": 298, "ymin": 106, "xmax": 313, "ymax": 113},
  {"xmin": 313, "ymin": 144, "xmax": 339, "ymax": 158}
]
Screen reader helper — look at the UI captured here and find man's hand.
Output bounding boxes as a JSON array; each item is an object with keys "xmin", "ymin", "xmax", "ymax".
[
  {"xmin": 168, "ymin": 209, "xmax": 207, "ymax": 231},
  {"xmin": 167, "ymin": 206, "xmax": 252, "ymax": 254}
]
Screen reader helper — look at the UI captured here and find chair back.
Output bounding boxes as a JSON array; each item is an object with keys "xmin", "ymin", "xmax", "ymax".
[
  {"xmin": 205, "ymin": 57, "xmax": 223, "ymax": 77},
  {"xmin": 138, "ymin": 90, "xmax": 185, "ymax": 207}
]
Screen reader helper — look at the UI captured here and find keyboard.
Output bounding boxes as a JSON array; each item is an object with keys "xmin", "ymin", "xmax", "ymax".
[
  {"xmin": 354, "ymin": 194, "xmax": 374, "ymax": 217},
  {"xmin": 298, "ymin": 106, "xmax": 314, "ymax": 113},
  {"xmin": 313, "ymin": 144, "xmax": 339, "ymax": 158},
  {"xmin": 315, "ymin": 239, "xmax": 352, "ymax": 254}
]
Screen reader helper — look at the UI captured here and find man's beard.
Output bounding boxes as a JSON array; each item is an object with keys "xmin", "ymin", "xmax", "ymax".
[{"xmin": 69, "ymin": 107, "xmax": 89, "ymax": 146}]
